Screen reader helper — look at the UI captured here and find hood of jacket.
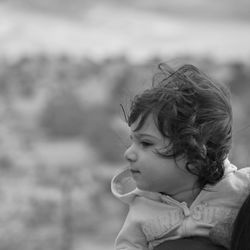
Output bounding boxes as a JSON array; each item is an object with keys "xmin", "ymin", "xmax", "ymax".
[{"xmin": 111, "ymin": 168, "xmax": 139, "ymax": 204}]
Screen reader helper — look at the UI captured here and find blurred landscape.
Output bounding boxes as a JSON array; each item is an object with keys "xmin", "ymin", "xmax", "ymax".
[{"xmin": 0, "ymin": 0, "xmax": 250, "ymax": 250}]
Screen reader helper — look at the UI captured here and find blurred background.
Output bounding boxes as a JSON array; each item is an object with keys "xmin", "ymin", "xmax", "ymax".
[{"xmin": 0, "ymin": 0, "xmax": 250, "ymax": 249}]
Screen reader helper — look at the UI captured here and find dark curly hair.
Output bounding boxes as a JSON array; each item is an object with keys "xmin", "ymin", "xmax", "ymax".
[{"xmin": 127, "ymin": 63, "xmax": 232, "ymax": 189}]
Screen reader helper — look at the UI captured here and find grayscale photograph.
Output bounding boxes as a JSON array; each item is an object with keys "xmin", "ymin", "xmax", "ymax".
[{"xmin": 0, "ymin": 0, "xmax": 250, "ymax": 250}]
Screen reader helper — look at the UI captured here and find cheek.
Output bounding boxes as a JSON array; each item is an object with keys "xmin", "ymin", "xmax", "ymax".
[{"xmin": 158, "ymin": 160, "xmax": 179, "ymax": 177}]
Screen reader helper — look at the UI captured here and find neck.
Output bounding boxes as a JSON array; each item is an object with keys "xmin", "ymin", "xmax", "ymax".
[{"xmin": 171, "ymin": 187, "xmax": 201, "ymax": 207}]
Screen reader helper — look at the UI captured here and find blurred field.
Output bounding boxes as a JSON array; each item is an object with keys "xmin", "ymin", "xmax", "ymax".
[{"xmin": 0, "ymin": 1, "xmax": 250, "ymax": 250}]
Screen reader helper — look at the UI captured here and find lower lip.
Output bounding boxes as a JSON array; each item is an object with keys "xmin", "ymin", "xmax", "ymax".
[{"xmin": 130, "ymin": 170, "xmax": 141, "ymax": 177}]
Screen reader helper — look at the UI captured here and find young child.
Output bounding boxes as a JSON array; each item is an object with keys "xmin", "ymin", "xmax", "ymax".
[{"xmin": 111, "ymin": 63, "xmax": 250, "ymax": 250}]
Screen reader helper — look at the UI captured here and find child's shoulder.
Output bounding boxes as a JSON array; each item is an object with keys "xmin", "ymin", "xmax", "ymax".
[
  {"xmin": 208, "ymin": 167, "xmax": 250, "ymax": 249},
  {"xmin": 236, "ymin": 166, "xmax": 250, "ymax": 177},
  {"xmin": 201, "ymin": 162, "xmax": 250, "ymax": 203},
  {"xmin": 219, "ymin": 166, "xmax": 250, "ymax": 191},
  {"xmin": 214, "ymin": 159, "xmax": 250, "ymax": 190}
]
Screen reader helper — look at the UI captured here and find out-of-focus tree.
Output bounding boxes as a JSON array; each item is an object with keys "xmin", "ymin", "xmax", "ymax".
[
  {"xmin": 39, "ymin": 90, "xmax": 87, "ymax": 139},
  {"xmin": 227, "ymin": 62, "xmax": 250, "ymax": 97}
]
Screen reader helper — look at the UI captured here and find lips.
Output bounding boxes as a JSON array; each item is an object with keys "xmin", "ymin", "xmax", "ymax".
[{"xmin": 129, "ymin": 168, "xmax": 141, "ymax": 176}]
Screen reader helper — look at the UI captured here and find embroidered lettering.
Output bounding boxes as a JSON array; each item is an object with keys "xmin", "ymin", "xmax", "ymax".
[{"xmin": 142, "ymin": 210, "xmax": 182, "ymax": 241}]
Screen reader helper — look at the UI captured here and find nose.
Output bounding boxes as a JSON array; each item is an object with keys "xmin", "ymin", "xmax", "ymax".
[{"xmin": 124, "ymin": 145, "xmax": 137, "ymax": 162}]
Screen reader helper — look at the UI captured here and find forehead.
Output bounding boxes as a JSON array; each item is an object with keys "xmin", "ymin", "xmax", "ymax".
[{"xmin": 130, "ymin": 114, "xmax": 162, "ymax": 139}]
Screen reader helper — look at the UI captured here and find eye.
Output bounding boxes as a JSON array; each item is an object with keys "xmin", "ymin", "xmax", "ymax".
[{"xmin": 140, "ymin": 141, "xmax": 153, "ymax": 148}]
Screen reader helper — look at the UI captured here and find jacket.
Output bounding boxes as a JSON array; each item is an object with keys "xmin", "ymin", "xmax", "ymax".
[{"xmin": 111, "ymin": 160, "xmax": 250, "ymax": 250}]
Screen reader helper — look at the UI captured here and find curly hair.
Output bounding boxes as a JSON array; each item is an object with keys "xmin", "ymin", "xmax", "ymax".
[{"xmin": 127, "ymin": 63, "xmax": 232, "ymax": 189}]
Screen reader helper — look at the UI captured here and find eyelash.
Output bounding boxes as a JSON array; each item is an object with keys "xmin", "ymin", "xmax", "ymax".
[
  {"xmin": 129, "ymin": 136, "xmax": 154, "ymax": 148},
  {"xmin": 140, "ymin": 141, "xmax": 153, "ymax": 148}
]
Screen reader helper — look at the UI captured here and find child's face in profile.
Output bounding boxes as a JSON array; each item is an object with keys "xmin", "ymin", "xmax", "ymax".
[{"xmin": 124, "ymin": 114, "xmax": 198, "ymax": 197}]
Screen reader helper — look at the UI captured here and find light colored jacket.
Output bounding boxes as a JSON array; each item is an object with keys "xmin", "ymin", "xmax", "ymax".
[{"xmin": 111, "ymin": 160, "xmax": 250, "ymax": 250}]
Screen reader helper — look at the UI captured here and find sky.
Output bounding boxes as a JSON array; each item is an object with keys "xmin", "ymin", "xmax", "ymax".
[{"xmin": 0, "ymin": 0, "xmax": 250, "ymax": 62}]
